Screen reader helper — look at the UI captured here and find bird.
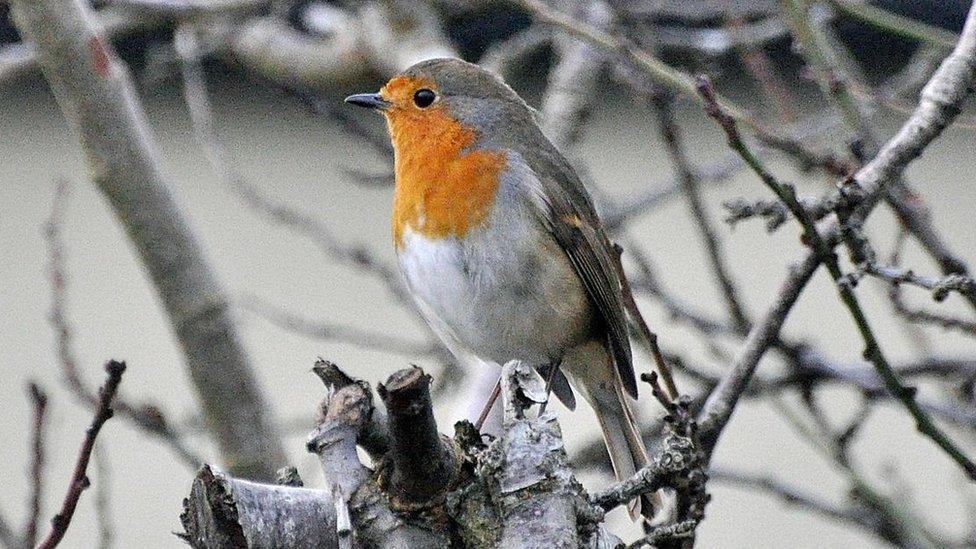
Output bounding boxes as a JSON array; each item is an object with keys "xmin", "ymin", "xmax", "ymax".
[{"xmin": 346, "ymin": 57, "xmax": 661, "ymax": 519}]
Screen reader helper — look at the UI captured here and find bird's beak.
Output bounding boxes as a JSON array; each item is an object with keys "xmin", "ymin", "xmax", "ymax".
[{"xmin": 344, "ymin": 93, "xmax": 390, "ymax": 111}]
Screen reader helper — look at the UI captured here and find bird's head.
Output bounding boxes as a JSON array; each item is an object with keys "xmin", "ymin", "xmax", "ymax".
[
  {"xmin": 344, "ymin": 57, "xmax": 535, "ymax": 156},
  {"xmin": 344, "ymin": 58, "xmax": 537, "ymax": 247}
]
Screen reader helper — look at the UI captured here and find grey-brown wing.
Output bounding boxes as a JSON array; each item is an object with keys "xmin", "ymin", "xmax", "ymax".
[{"xmin": 518, "ymin": 156, "xmax": 638, "ymax": 398}]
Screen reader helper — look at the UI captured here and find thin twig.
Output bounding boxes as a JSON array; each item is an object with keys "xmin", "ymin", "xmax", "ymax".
[
  {"xmin": 601, "ymin": 151, "xmax": 744, "ymax": 231},
  {"xmin": 625, "ymin": 244, "xmax": 737, "ymax": 338},
  {"xmin": 627, "ymin": 520, "xmax": 697, "ymax": 548},
  {"xmin": 771, "ymin": 397, "xmax": 941, "ymax": 547},
  {"xmin": 711, "ymin": 468, "xmax": 862, "ymax": 525},
  {"xmin": 731, "ymin": 15, "xmax": 799, "ymax": 125},
  {"xmin": 779, "ymin": 0, "xmax": 872, "ymax": 140},
  {"xmin": 697, "ymin": 1, "xmax": 976, "ymax": 448},
  {"xmin": 697, "ymin": 75, "xmax": 976, "ymax": 480},
  {"xmin": 612, "ymin": 244, "xmax": 679, "ymax": 399},
  {"xmin": 45, "ymin": 181, "xmax": 201, "ymax": 468},
  {"xmin": 241, "ymin": 296, "xmax": 440, "ymax": 357},
  {"xmin": 25, "ymin": 382, "xmax": 49, "ymax": 549},
  {"xmin": 787, "ymin": 0, "xmax": 976, "ymax": 317},
  {"xmin": 890, "ymin": 285, "xmax": 976, "ymax": 336},
  {"xmin": 11, "ymin": 0, "xmax": 285, "ymax": 476},
  {"xmin": 723, "ymin": 198, "xmax": 788, "ymax": 231},
  {"xmin": 863, "ymin": 264, "xmax": 976, "ymax": 302},
  {"xmin": 37, "ymin": 360, "xmax": 126, "ymax": 549},
  {"xmin": 518, "ymin": 0, "xmax": 847, "ymax": 173},
  {"xmin": 93, "ymin": 447, "xmax": 114, "ymax": 549},
  {"xmin": 654, "ymin": 93, "xmax": 750, "ymax": 334}
]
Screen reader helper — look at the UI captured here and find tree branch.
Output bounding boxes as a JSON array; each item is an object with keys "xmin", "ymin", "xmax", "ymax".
[
  {"xmin": 37, "ymin": 360, "xmax": 125, "ymax": 549},
  {"xmin": 46, "ymin": 180, "xmax": 202, "ymax": 468},
  {"xmin": 377, "ymin": 367, "xmax": 460, "ymax": 507},
  {"xmin": 697, "ymin": 1, "xmax": 976, "ymax": 460},
  {"xmin": 539, "ymin": 0, "xmax": 609, "ymax": 150},
  {"xmin": 12, "ymin": 0, "xmax": 284, "ymax": 477},
  {"xmin": 654, "ymin": 94, "xmax": 750, "ymax": 334},
  {"xmin": 24, "ymin": 383, "xmax": 49, "ymax": 549},
  {"xmin": 518, "ymin": 0, "xmax": 847, "ymax": 172},
  {"xmin": 697, "ymin": 74, "xmax": 976, "ymax": 479},
  {"xmin": 309, "ymin": 363, "xmax": 449, "ymax": 547},
  {"xmin": 242, "ymin": 297, "xmax": 439, "ymax": 357},
  {"xmin": 180, "ymin": 465, "xmax": 338, "ymax": 548}
]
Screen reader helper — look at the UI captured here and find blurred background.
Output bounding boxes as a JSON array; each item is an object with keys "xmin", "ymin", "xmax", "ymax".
[{"xmin": 2, "ymin": 0, "xmax": 975, "ymax": 547}]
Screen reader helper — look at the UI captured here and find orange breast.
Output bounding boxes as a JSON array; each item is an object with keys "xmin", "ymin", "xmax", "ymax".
[{"xmin": 386, "ymin": 106, "xmax": 507, "ymax": 248}]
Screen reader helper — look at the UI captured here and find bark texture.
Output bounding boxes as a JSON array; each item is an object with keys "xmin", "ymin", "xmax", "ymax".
[
  {"xmin": 180, "ymin": 361, "xmax": 641, "ymax": 548},
  {"xmin": 180, "ymin": 465, "xmax": 339, "ymax": 548}
]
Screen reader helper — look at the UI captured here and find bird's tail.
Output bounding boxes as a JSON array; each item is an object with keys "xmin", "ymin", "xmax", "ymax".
[{"xmin": 589, "ymin": 374, "xmax": 655, "ymax": 521}]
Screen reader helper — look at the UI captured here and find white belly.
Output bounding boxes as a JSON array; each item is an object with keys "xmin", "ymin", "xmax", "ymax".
[{"xmin": 397, "ymin": 210, "xmax": 591, "ymax": 366}]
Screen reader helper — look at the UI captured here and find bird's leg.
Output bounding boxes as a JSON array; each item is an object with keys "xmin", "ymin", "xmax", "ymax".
[
  {"xmin": 473, "ymin": 377, "xmax": 501, "ymax": 431},
  {"xmin": 537, "ymin": 359, "xmax": 561, "ymax": 416}
]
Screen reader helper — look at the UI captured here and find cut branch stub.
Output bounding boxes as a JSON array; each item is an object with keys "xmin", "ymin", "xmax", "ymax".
[
  {"xmin": 180, "ymin": 465, "xmax": 337, "ymax": 548},
  {"xmin": 311, "ymin": 363, "xmax": 452, "ymax": 547},
  {"xmin": 377, "ymin": 366, "xmax": 460, "ymax": 508},
  {"xmin": 313, "ymin": 359, "xmax": 389, "ymax": 459},
  {"xmin": 307, "ymin": 372, "xmax": 372, "ymax": 499}
]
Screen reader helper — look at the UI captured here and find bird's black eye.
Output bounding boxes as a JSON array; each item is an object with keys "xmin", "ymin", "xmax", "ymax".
[{"xmin": 413, "ymin": 88, "xmax": 436, "ymax": 108}]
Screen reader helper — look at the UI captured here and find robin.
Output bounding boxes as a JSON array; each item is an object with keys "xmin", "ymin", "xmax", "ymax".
[{"xmin": 346, "ymin": 57, "xmax": 663, "ymax": 519}]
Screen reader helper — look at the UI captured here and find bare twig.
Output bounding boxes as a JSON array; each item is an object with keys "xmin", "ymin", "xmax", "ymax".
[
  {"xmin": 791, "ymin": 0, "xmax": 976, "ymax": 317},
  {"xmin": 612, "ymin": 244, "xmax": 680, "ymax": 399},
  {"xmin": 106, "ymin": 0, "xmax": 266, "ymax": 18},
  {"xmin": 591, "ymin": 376, "xmax": 707, "ymax": 543},
  {"xmin": 12, "ymin": 0, "xmax": 284, "ymax": 477},
  {"xmin": 37, "ymin": 360, "xmax": 125, "ymax": 549},
  {"xmin": 731, "ymin": 15, "xmax": 799, "ymax": 125},
  {"xmin": 177, "ymin": 34, "xmax": 413, "ymax": 307},
  {"xmin": 284, "ymin": 85, "xmax": 393, "ymax": 159},
  {"xmin": 628, "ymin": 520, "xmax": 697, "ymax": 548},
  {"xmin": 698, "ymin": 246, "xmax": 821, "ymax": 455},
  {"xmin": 654, "ymin": 94, "xmax": 750, "ymax": 334},
  {"xmin": 25, "ymin": 383, "xmax": 49, "ymax": 549},
  {"xmin": 723, "ymin": 197, "xmax": 788, "ymax": 231},
  {"xmin": 92, "ymin": 448, "xmax": 114, "ymax": 549},
  {"xmin": 890, "ymin": 285, "xmax": 976, "ymax": 336},
  {"xmin": 780, "ymin": 0, "xmax": 873, "ymax": 139},
  {"xmin": 697, "ymin": 75, "xmax": 976, "ymax": 479},
  {"xmin": 698, "ymin": 0, "xmax": 976, "ymax": 458},
  {"xmin": 772, "ymin": 397, "xmax": 941, "ymax": 547},
  {"xmin": 863, "ymin": 264, "xmax": 976, "ymax": 302},
  {"xmin": 519, "ymin": 0, "xmax": 848, "ymax": 174},
  {"xmin": 710, "ymin": 467, "xmax": 894, "ymax": 539},
  {"xmin": 601, "ymin": 151, "xmax": 744, "ymax": 231},
  {"xmin": 625, "ymin": 245, "xmax": 737, "ymax": 337},
  {"xmin": 242, "ymin": 297, "xmax": 439, "ymax": 357},
  {"xmin": 46, "ymin": 181, "xmax": 201, "ymax": 468}
]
